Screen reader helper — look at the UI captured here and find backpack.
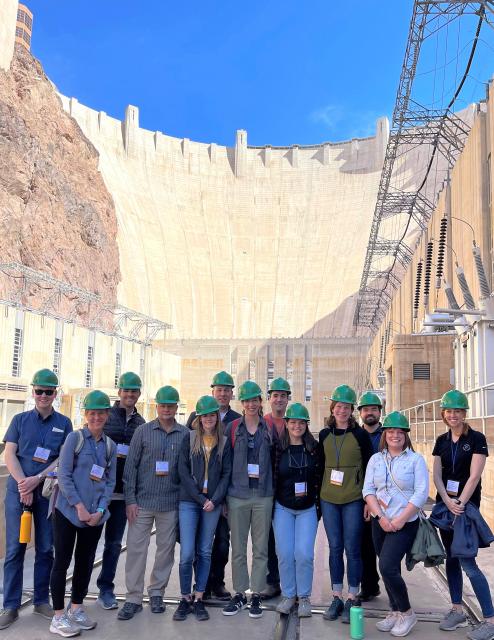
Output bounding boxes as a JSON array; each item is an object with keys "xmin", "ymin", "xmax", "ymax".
[{"xmin": 230, "ymin": 418, "xmax": 273, "ymax": 447}]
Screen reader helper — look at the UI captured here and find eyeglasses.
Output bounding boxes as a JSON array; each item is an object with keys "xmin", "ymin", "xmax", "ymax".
[
  {"xmin": 34, "ymin": 389, "xmax": 55, "ymax": 396},
  {"xmin": 121, "ymin": 388, "xmax": 139, "ymax": 393}
]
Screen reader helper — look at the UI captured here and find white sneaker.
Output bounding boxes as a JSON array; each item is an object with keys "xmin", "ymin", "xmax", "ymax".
[
  {"xmin": 391, "ymin": 611, "xmax": 418, "ymax": 637},
  {"xmin": 49, "ymin": 614, "xmax": 80, "ymax": 637},
  {"xmin": 377, "ymin": 611, "xmax": 399, "ymax": 632}
]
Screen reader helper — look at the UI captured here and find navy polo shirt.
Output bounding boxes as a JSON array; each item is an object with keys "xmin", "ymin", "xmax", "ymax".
[{"xmin": 3, "ymin": 409, "xmax": 73, "ymax": 480}]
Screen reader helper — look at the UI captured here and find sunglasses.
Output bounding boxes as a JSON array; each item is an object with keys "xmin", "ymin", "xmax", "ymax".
[
  {"xmin": 121, "ymin": 388, "xmax": 139, "ymax": 393},
  {"xmin": 34, "ymin": 389, "xmax": 55, "ymax": 396}
]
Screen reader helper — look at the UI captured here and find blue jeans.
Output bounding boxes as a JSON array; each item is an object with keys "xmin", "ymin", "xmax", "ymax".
[
  {"xmin": 178, "ymin": 501, "xmax": 221, "ymax": 595},
  {"xmin": 3, "ymin": 485, "xmax": 53, "ymax": 609},
  {"xmin": 96, "ymin": 500, "xmax": 127, "ymax": 595},
  {"xmin": 440, "ymin": 528, "xmax": 494, "ymax": 618},
  {"xmin": 321, "ymin": 498, "xmax": 364, "ymax": 595},
  {"xmin": 273, "ymin": 502, "xmax": 318, "ymax": 598}
]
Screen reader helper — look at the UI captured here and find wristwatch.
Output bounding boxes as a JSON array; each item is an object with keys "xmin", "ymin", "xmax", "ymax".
[
  {"xmin": 97, "ymin": 507, "xmax": 105, "ymax": 514},
  {"xmin": 37, "ymin": 473, "xmax": 44, "ymax": 483}
]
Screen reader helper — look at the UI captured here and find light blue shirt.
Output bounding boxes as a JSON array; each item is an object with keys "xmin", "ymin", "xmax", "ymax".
[{"xmin": 362, "ymin": 448, "xmax": 429, "ymax": 521}]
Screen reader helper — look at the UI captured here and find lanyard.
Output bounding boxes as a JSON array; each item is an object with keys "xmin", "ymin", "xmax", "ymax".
[
  {"xmin": 450, "ymin": 439, "xmax": 460, "ymax": 474},
  {"xmin": 332, "ymin": 430, "xmax": 348, "ymax": 470}
]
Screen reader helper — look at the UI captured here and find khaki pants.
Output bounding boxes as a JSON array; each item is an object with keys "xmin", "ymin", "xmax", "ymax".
[
  {"xmin": 227, "ymin": 492, "xmax": 273, "ymax": 593},
  {"xmin": 124, "ymin": 508, "xmax": 178, "ymax": 604}
]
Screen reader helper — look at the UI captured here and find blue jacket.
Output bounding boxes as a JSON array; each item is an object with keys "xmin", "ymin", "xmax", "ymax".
[{"xmin": 430, "ymin": 502, "xmax": 494, "ymax": 558}]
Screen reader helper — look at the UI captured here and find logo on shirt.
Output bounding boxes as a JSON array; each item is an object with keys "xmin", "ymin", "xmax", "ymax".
[{"xmin": 462, "ymin": 444, "xmax": 471, "ymax": 452}]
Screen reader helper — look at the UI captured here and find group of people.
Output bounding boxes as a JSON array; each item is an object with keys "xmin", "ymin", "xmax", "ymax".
[{"xmin": 0, "ymin": 368, "xmax": 492, "ymax": 640}]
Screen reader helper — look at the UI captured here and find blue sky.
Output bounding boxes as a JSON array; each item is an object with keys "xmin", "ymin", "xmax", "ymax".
[{"xmin": 27, "ymin": 1, "xmax": 494, "ymax": 147}]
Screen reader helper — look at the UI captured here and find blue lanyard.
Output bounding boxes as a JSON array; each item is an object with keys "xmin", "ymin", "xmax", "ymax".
[{"xmin": 332, "ymin": 430, "xmax": 348, "ymax": 470}]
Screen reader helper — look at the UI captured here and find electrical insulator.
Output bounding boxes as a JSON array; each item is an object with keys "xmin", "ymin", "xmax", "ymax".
[
  {"xmin": 413, "ymin": 260, "xmax": 423, "ymax": 319},
  {"xmin": 423, "ymin": 241, "xmax": 433, "ymax": 306},
  {"xmin": 435, "ymin": 217, "xmax": 447, "ymax": 288}
]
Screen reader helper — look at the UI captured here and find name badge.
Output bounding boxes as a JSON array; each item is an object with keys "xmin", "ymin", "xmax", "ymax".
[
  {"xmin": 446, "ymin": 479, "xmax": 460, "ymax": 496},
  {"xmin": 33, "ymin": 446, "xmax": 50, "ymax": 463},
  {"xmin": 378, "ymin": 489, "xmax": 391, "ymax": 509},
  {"xmin": 117, "ymin": 444, "xmax": 130, "ymax": 458},
  {"xmin": 156, "ymin": 461, "xmax": 169, "ymax": 476},
  {"xmin": 52, "ymin": 427, "xmax": 64, "ymax": 433},
  {"xmin": 330, "ymin": 469, "xmax": 344, "ymax": 486},
  {"xmin": 294, "ymin": 482, "xmax": 307, "ymax": 497},
  {"xmin": 202, "ymin": 478, "xmax": 208, "ymax": 494},
  {"xmin": 90, "ymin": 464, "xmax": 105, "ymax": 481},
  {"xmin": 248, "ymin": 463, "xmax": 260, "ymax": 478}
]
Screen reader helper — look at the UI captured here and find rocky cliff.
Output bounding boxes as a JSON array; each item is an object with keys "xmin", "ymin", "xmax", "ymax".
[{"xmin": 0, "ymin": 47, "xmax": 120, "ymax": 323}]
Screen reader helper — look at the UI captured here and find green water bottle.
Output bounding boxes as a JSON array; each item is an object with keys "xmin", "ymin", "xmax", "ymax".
[{"xmin": 350, "ymin": 604, "xmax": 365, "ymax": 639}]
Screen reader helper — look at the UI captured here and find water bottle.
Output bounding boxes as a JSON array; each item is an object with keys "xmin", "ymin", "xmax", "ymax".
[
  {"xmin": 19, "ymin": 507, "xmax": 32, "ymax": 544},
  {"xmin": 350, "ymin": 604, "xmax": 365, "ymax": 639}
]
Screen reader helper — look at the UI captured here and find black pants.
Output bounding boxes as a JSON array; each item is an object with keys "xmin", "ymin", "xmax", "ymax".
[
  {"xmin": 371, "ymin": 518, "xmax": 418, "ymax": 613},
  {"xmin": 50, "ymin": 509, "xmax": 104, "ymax": 610},
  {"xmin": 266, "ymin": 524, "xmax": 280, "ymax": 586},
  {"xmin": 361, "ymin": 518, "xmax": 380, "ymax": 594},
  {"xmin": 206, "ymin": 514, "xmax": 230, "ymax": 590}
]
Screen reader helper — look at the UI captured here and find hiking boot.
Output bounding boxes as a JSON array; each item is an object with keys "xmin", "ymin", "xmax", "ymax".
[
  {"xmin": 390, "ymin": 611, "xmax": 418, "ymax": 637},
  {"xmin": 222, "ymin": 593, "xmax": 247, "ymax": 616},
  {"xmin": 276, "ymin": 597, "xmax": 296, "ymax": 615},
  {"xmin": 49, "ymin": 613, "xmax": 80, "ymax": 637},
  {"xmin": 249, "ymin": 593, "xmax": 263, "ymax": 618},
  {"xmin": 0, "ymin": 609, "xmax": 19, "ymax": 630},
  {"xmin": 149, "ymin": 595, "xmax": 165, "ymax": 614},
  {"xmin": 97, "ymin": 592, "xmax": 118, "ymax": 610},
  {"xmin": 341, "ymin": 598, "xmax": 359, "ymax": 624},
  {"xmin": 323, "ymin": 596, "xmax": 344, "ymax": 621},
  {"xmin": 260, "ymin": 583, "xmax": 281, "ymax": 599},
  {"xmin": 33, "ymin": 603, "xmax": 55, "ymax": 619},
  {"xmin": 117, "ymin": 602, "xmax": 143, "ymax": 621},
  {"xmin": 467, "ymin": 621, "xmax": 494, "ymax": 640},
  {"xmin": 66, "ymin": 606, "xmax": 96, "ymax": 631},
  {"xmin": 194, "ymin": 599, "xmax": 209, "ymax": 621},
  {"xmin": 173, "ymin": 598, "xmax": 193, "ymax": 621},
  {"xmin": 297, "ymin": 597, "xmax": 312, "ymax": 618},
  {"xmin": 440, "ymin": 608, "xmax": 468, "ymax": 631}
]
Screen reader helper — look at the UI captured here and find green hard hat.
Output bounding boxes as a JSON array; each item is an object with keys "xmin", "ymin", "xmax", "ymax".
[
  {"xmin": 440, "ymin": 390, "xmax": 469, "ymax": 410},
  {"xmin": 211, "ymin": 371, "xmax": 235, "ymax": 387},
  {"xmin": 31, "ymin": 368, "xmax": 58, "ymax": 387},
  {"xmin": 330, "ymin": 384, "xmax": 357, "ymax": 405},
  {"xmin": 196, "ymin": 395, "xmax": 220, "ymax": 416},
  {"xmin": 155, "ymin": 385, "xmax": 180, "ymax": 404},
  {"xmin": 238, "ymin": 380, "xmax": 262, "ymax": 401},
  {"xmin": 118, "ymin": 371, "xmax": 142, "ymax": 389},
  {"xmin": 269, "ymin": 377, "xmax": 291, "ymax": 393},
  {"xmin": 285, "ymin": 402, "xmax": 310, "ymax": 421},
  {"xmin": 83, "ymin": 390, "xmax": 111, "ymax": 410},
  {"xmin": 357, "ymin": 391, "xmax": 383, "ymax": 410},
  {"xmin": 382, "ymin": 411, "xmax": 410, "ymax": 431}
]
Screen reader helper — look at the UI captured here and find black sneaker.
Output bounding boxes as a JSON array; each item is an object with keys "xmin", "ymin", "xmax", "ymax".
[
  {"xmin": 222, "ymin": 593, "xmax": 248, "ymax": 616},
  {"xmin": 357, "ymin": 588, "xmax": 380, "ymax": 602},
  {"xmin": 117, "ymin": 602, "xmax": 143, "ymax": 621},
  {"xmin": 323, "ymin": 596, "xmax": 344, "ymax": 621},
  {"xmin": 173, "ymin": 598, "xmax": 193, "ymax": 621},
  {"xmin": 194, "ymin": 599, "xmax": 209, "ymax": 622},
  {"xmin": 249, "ymin": 593, "xmax": 263, "ymax": 619},
  {"xmin": 341, "ymin": 598, "xmax": 360, "ymax": 624}
]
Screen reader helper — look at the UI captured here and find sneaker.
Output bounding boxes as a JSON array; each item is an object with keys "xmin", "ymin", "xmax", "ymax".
[
  {"xmin": 49, "ymin": 613, "xmax": 81, "ymax": 637},
  {"xmin": 260, "ymin": 584, "xmax": 281, "ymax": 599},
  {"xmin": 390, "ymin": 611, "xmax": 418, "ymax": 637},
  {"xmin": 0, "ymin": 609, "xmax": 19, "ymax": 630},
  {"xmin": 194, "ymin": 599, "xmax": 209, "ymax": 622},
  {"xmin": 341, "ymin": 598, "xmax": 360, "ymax": 624},
  {"xmin": 377, "ymin": 612, "xmax": 399, "ymax": 632},
  {"xmin": 276, "ymin": 597, "xmax": 296, "ymax": 615},
  {"xmin": 173, "ymin": 598, "xmax": 193, "ymax": 621},
  {"xmin": 34, "ymin": 603, "xmax": 55, "ymax": 619},
  {"xmin": 440, "ymin": 608, "xmax": 468, "ymax": 631},
  {"xmin": 66, "ymin": 606, "xmax": 97, "ymax": 631},
  {"xmin": 297, "ymin": 597, "xmax": 312, "ymax": 618},
  {"xmin": 358, "ymin": 588, "xmax": 381, "ymax": 602},
  {"xmin": 117, "ymin": 602, "xmax": 143, "ymax": 621},
  {"xmin": 323, "ymin": 596, "xmax": 344, "ymax": 621},
  {"xmin": 249, "ymin": 593, "xmax": 263, "ymax": 619},
  {"xmin": 149, "ymin": 595, "xmax": 165, "ymax": 614},
  {"xmin": 222, "ymin": 593, "xmax": 248, "ymax": 616},
  {"xmin": 97, "ymin": 592, "xmax": 118, "ymax": 610},
  {"xmin": 467, "ymin": 621, "xmax": 494, "ymax": 640}
]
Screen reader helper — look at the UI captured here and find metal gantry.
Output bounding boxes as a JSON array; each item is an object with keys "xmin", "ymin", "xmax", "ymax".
[{"xmin": 354, "ymin": 1, "xmax": 494, "ymax": 334}]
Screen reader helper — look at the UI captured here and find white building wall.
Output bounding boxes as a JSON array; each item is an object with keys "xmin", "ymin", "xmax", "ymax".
[{"xmin": 0, "ymin": 0, "xmax": 18, "ymax": 71}]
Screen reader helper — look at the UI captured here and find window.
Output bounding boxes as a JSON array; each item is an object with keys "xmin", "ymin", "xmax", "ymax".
[
  {"xmin": 12, "ymin": 328, "xmax": 23, "ymax": 377},
  {"xmin": 412, "ymin": 363, "xmax": 430, "ymax": 380},
  {"xmin": 53, "ymin": 338, "xmax": 62, "ymax": 375},
  {"xmin": 305, "ymin": 345, "xmax": 312, "ymax": 402},
  {"xmin": 85, "ymin": 346, "xmax": 94, "ymax": 387},
  {"xmin": 249, "ymin": 359, "xmax": 256, "ymax": 381},
  {"xmin": 114, "ymin": 339, "xmax": 122, "ymax": 388},
  {"xmin": 15, "ymin": 26, "xmax": 23, "ymax": 38},
  {"xmin": 267, "ymin": 345, "xmax": 274, "ymax": 389},
  {"xmin": 23, "ymin": 31, "xmax": 31, "ymax": 44}
]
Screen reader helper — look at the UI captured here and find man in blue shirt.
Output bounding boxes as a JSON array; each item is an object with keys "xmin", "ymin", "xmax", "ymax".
[{"xmin": 0, "ymin": 369, "xmax": 73, "ymax": 630}]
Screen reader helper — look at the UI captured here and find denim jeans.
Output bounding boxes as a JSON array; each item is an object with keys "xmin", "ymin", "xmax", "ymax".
[
  {"xmin": 440, "ymin": 528, "xmax": 494, "ymax": 618},
  {"xmin": 178, "ymin": 500, "xmax": 221, "ymax": 595},
  {"xmin": 206, "ymin": 514, "xmax": 230, "ymax": 591},
  {"xmin": 320, "ymin": 498, "xmax": 364, "ymax": 595},
  {"xmin": 3, "ymin": 485, "xmax": 53, "ymax": 609},
  {"xmin": 96, "ymin": 499, "xmax": 128, "ymax": 595},
  {"xmin": 273, "ymin": 502, "xmax": 318, "ymax": 598},
  {"xmin": 372, "ymin": 518, "xmax": 419, "ymax": 612}
]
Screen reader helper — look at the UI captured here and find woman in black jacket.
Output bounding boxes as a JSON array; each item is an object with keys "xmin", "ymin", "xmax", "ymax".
[{"xmin": 174, "ymin": 396, "xmax": 232, "ymax": 622}]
